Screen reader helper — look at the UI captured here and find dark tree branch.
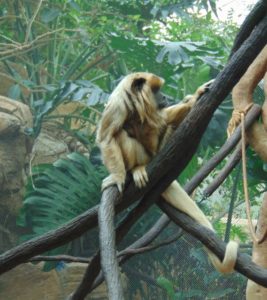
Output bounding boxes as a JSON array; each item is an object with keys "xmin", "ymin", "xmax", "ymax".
[
  {"xmin": 30, "ymin": 232, "xmax": 182, "ymax": 264},
  {"xmin": 158, "ymin": 200, "xmax": 267, "ymax": 287},
  {"xmin": 68, "ymin": 252, "xmax": 101, "ymax": 300},
  {"xmin": 230, "ymin": 0, "xmax": 267, "ymax": 58},
  {"xmin": 98, "ymin": 189, "xmax": 125, "ymax": 300},
  {"xmin": 203, "ymin": 142, "xmax": 244, "ymax": 197},
  {"xmin": 89, "ymin": 215, "xmax": 171, "ymax": 292},
  {"xmin": 30, "ymin": 255, "xmax": 89, "ymax": 264},
  {"xmin": 119, "ymin": 214, "xmax": 170, "ymax": 254},
  {"xmin": 0, "ymin": 205, "xmax": 99, "ymax": 275},
  {"xmin": 118, "ymin": 231, "xmax": 183, "ymax": 256},
  {"xmin": 224, "ymin": 164, "xmax": 242, "ymax": 243},
  {"xmin": 185, "ymin": 105, "xmax": 261, "ymax": 192},
  {"xmin": 71, "ymin": 182, "xmax": 166, "ymax": 299}
]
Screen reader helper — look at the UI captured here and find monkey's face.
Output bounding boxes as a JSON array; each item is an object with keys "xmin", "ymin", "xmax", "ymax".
[{"xmin": 128, "ymin": 72, "xmax": 168, "ymax": 109}]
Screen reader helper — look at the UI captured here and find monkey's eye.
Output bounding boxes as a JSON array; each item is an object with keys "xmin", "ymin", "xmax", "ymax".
[
  {"xmin": 151, "ymin": 85, "xmax": 160, "ymax": 94},
  {"xmin": 131, "ymin": 77, "xmax": 146, "ymax": 92}
]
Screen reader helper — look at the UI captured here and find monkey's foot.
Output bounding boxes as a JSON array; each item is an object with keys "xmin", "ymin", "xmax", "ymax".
[
  {"xmin": 102, "ymin": 174, "xmax": 125, "ymax": 193},
  {"xmin": 196, "ymin": 79, "xmax": 215, "ymax": 97},
  {"xmin": 132, "ymin": 165, "xmax": 148, "ymax": 188}
]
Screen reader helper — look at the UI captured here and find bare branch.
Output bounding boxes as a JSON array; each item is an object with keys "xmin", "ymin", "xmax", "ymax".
[
  {"xmin": 158, "ymin": 200, "xmax": 267, "ymax": 287},
  {"xmin": 186, "ymin": 104, "xmax": 261, "ymax": 192},
  {"xmin": 30, "ymin": 255, "xmax": 89, "ymax": 264},
  {"xmin": 24, "ymin": 0, "xmax": 44, "ymax": 43},
  {"xmin": 98, "ymin": 189, "xmax": 125, "ymax": 300},
  {"xmin": 230, "ymin": 0, "xmax": 267, "ymax": 58},
  {"xmin": 203, "ymin": 142, "xmax": 243, "ymax": 197},
  {"xmin": 118, "ymin": 231, "xmax": 182, "ymax": 257},
  {"xmin": 30, "ymin": 232, "xmax": 182, "ymax": 264}
]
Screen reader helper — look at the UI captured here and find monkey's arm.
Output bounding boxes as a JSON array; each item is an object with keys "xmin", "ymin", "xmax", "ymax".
[
  {"xmin": 97, "ymin": 101, "xmax": 129, "ymax": 192},
  {"xmin": 163, "ymin": 103, "xmax": 192, "ymax": 126},
  {"xmin": 163, "ymin": 80, "xmax": 214, "ymax": 126}
]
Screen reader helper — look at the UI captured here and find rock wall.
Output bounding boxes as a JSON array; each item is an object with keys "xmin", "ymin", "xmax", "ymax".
[
  {"xmin": 0, "ymin": 96, "xmax": 33, "ymax": 251},
  {"xmin": 0, "ymin": 263, "xmax": 107, "ymax": 300}
]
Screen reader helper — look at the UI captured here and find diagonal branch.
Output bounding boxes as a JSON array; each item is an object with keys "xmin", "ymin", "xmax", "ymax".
[{"xmin": 159, "ymin": 200, "xmax": 267, "ymax": 287}]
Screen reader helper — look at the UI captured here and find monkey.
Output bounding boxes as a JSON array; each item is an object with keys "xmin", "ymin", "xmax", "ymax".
[{"xmin": 96, "ymin": 72, "xmax": 238, "ymax": 274}]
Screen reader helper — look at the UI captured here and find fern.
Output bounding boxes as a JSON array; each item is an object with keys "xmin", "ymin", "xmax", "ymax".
[{"xmin": 17, "ymin": 152, "xmax": 106, "ymax": 270}]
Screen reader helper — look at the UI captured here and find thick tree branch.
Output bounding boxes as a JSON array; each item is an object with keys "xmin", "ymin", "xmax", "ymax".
[
  {"xmin": 71, "ymin": 181, "xmax": 167, "ymax": 299},
  {"xmin": 230, "ymin": 0, "xmax": 267, "ymax": 58},
  {"xmin": 158, "ymin": 200, "xmax": 267, "ymax": 287},
  {"xmin": 185, "ymin": 104, "xmax": 261, "ymax": 192},
  {"xmin": 87, "ymin": 215, "xmax": 171, "ymax": 292},
  {"xmin": 203, "ymin": 143, "xmax": 243, "ymax": 197},
  {"xmin": 31, "ymin": 232, "xmax": 182, "ymax": 264},
  {"xmin": 98, "ymin": 189, "xmax": 125, "ymax": 300}
]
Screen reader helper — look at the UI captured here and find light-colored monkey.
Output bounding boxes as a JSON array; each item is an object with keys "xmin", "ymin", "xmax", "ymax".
[{"xmin": 97, "ymin": 72, "xmax": 238, "ymax": 273}]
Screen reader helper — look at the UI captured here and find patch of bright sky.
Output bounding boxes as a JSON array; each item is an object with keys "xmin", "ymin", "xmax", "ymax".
[
  {"xmin": 216, "ymin": 0, "xmax": 257, "ymax": 24},
  {"xmin": 146, "ymin": 0, "xmax": 258, "ymax": 40}
]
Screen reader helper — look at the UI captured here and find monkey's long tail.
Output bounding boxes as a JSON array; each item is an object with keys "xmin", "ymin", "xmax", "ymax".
[{"xmin": 162, "ymin": 180, "xmax": 238, "ymax": 273}]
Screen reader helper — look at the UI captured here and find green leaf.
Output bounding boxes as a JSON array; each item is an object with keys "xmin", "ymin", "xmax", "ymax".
[
  {"xmin": 207, "ymin": 288, "xmax": 234, "ymax": 299},
  {"xmin": 156, "ymin": 276, "xmax": 175, "ymax": 300},
  {"xmin": 176, "ymin": 289, "xmax": 206, "ymax": 299},
  {"xmin": 41, "ymin": 8, "xmax": 61, "ymax": 23},
  {"xmin": 7, "ymin": 84, "xmax": 21, "ymax": 100},
  {"xmin": 17, "ymin": 152, "xmax": 107, "ymax": 269}
]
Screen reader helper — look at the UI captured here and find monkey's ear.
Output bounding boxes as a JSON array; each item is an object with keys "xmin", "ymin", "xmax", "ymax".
[{"xmin": 131, "ymin": 77, "xmax": 146, "ymax": 92}]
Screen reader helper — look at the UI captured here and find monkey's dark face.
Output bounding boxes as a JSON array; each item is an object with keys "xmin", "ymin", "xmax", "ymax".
[{"xmin": 154, "ymin": 91, "xmax": 169, "ymax": 109}]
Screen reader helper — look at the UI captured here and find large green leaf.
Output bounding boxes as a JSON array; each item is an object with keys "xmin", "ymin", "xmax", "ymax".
[{"xmin": 17, "ymin": 152, "xmax": 107, "ymax": 270}]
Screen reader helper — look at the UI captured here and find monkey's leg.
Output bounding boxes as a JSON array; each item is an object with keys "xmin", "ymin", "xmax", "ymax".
[
  {"xmin": 101, "ymin": 131, "xmax": 150, "ymax": 192},
  {"xmin": 101, "ymin": 138, "xmax": 127, "ymax": 192},
  {"xmin": 162, "ymin": 181, "xmax": 238, "ymax": 273},
  {"xmin": 162, "ymin": 181, "xmax": 213, "ymax": 229}
]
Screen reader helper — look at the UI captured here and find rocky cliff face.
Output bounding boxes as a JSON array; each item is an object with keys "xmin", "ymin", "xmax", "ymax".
[
  {"xmin": 0, "ymin": 96, "xmax": 102, "ymax": 299},
  {"xmin": 0, "ymin": 263, "xmax": 108, "ymax": 300},
  {"xmin": 0, "ymin": 96, "xmax": 33, "ymax": 251}
]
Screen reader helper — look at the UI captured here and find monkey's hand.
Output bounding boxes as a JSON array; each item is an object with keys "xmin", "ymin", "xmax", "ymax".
[
  {"xmin": 102, "ymin": 173, "xmax": 125, "ymax": 193},
  {"xmin": 132, "ymin": 165, "xmax": 148, "ymax": 188},
  {"xmin": 195, "ymin": 79, "xmax": 215, "ymax": 100},
  {"xmin": 182, "ymin": 79, "xmax": 214, "ymax": 106}
]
